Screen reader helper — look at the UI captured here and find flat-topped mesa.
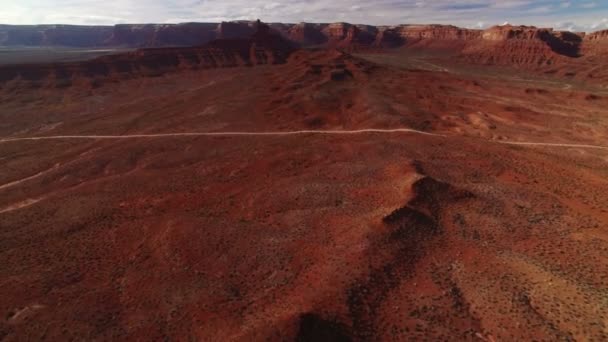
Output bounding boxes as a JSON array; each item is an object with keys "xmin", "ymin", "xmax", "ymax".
[
  {"xmin": 481, "ymin": 25, "xmax": 553, "ymax": 41},
  {"xmin": 215, "ymin": 21, "xmax": 257, "ymax": 39},
  {"xmin": 397, "ymin": 24, "xmax": 482, "ymax": 41},
  {"xmin": 2, "ymin": 21, "xmax": 608, "ymax": 51},
  {"xmin": 106, "ymin": 24, "xmax": 164, "ymax": 46},
  {"xmin": 342, "ymin": 25, "xmax": 378, "ymax": 47},
  {"xmin": 320, "ymin": 23, "xmax": 379, "ymax": 49},
  {"xmin": 249, "ymin": 20, "xmax": 297, "ymax": 63},
  {"xmin": 322, "ymin": 22, "xmax": 352, "ymax": 41},
  {"xmin": 105, "ymin": 23, "xmax": 218, "ymax": 47},
  {"xmin": 288, "ymin": 23, "xmax": 328, "ymax": 46},
  {"xmin": 349, "ymin": 25, "xmax": 379, "ymax": 43},
  {"xmin": 0, "ymin": 24, "xmax": 114, "ymax": 47},
  {"xmin": 0, "ymin": 21, "xmax": 296, "ymax": 88},
  {"xmin": 204, "ymin": 20, "xmax": 295, "ymax": 65},
  {"xmin": 471, "ymin": 25, "xmax": 582, "ymax": 59},
  {"xmin": 373, "ymin": 27, "xmax": 404, "ymax": 47}
]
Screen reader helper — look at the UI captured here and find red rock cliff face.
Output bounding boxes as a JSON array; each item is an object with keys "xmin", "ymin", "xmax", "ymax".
[
  {"xmin": 480, "ymin": 25, "xmax": 581, "ymax": 57},
  {"xmin": 461, "ymin": 25, "xmax": 583, "ymax": 66},
  {"xmin": 584, "ymin": 29, "xmax": 608, "ymax": 41},
  {"xmin": 319, "ymin": 23, "xmax": 380, "ymax": 50},
  {"xmin": 341, "ymin": 25, "xmax": 378, "ymax": 48},
  {"xmin": 2, "ymin": 21, "xmax": 606, "ymax": 55},
  {"xmin": 322, "ymin": 23, "xmax": 351, "ymax": 41},
  {"xmin": 288, "ymin": 23, "xmax": 328, "ymax": 46},
  {"xmin": 582, "ymin": 29, "xmax": 608, "ymax": 55},
  {"xmin": 1, "ymin": 21, "xmax": 606, "ymax": 82},
  {"xmin": 373, "ymin": 28, "xmax": 404, "ymax": 47},
  {"xmin": 0, "ymin": 22, "xmax": 295, "ymax": 88},
  {"xmin": 391, "ymin": 25, "xmax": 481, "ymax": 50},
  {"xmin": 398, "ymin": 25, "xmax": 482, "ymax": 41},
  {"xmin": 481, "ymin": 25, "xmax": 548, "ymax": 40},
  {"xmin": 216, "ymin": 22, "xmax": 257, "ymax": 39}
]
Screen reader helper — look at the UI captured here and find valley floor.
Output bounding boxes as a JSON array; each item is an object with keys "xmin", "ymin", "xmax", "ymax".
[{"xmin": 1, "ymin": 49, "xmax": 608, "ymax": 341}]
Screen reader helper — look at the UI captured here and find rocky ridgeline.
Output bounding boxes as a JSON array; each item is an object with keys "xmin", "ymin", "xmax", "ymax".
[
  {"xmin": 1, "ymin": 21, "xmax": 606, "ymax": 86},
  {"xmin": 398, "ymin": 24, "xmax": 482, "ymax": 40},
  {"xmin": 0, "ymin": 22, "xmax": 295, "ymax": 87},
  {"xmin": 2, "ymin": 21, "xmax": 606, "ymax": 50},
  {"xmin": 581, "ymin": 29, "xmax": 608, "ymax": 55},
  {"xmin": 285, "ymin": 22, "xmax": 597, "ymax": 63},
  {"xmin": 459, "ymin": 25, "xmax": 585, "ymax": 66},
  {"xmin": 585, "ymin": 29, "xmax": 608, "ymax": 41}
]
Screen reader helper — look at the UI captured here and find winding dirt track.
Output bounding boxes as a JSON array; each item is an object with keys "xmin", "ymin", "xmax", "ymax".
[
  {"xmin": 0, "ymin": 128, "xmax": 441, "ymax": 143},
  {"xmin": 1, "ymin": 129, "xmax": 607, "ymax": 150},
  {"xmin": 497, "ymin": 141, "xmax": 608, "ymax": 150}
]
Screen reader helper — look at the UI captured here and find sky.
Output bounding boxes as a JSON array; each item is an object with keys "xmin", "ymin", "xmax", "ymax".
[{"xmin": 1, "ymin": 0, "xmax": 607, "ymax": 32}]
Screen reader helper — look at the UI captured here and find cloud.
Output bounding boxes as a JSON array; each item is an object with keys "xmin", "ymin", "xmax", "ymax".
[
  {"xmin": 0, "ymin": 0, "xmax": 606, "ymax": 32},
  {"xmin": 581, "ymin": 2, "xmax": 597, "ymax": 9},
  {"xmin": 590, "ymin": 18, "xmax": 608, "ymax": 29}
]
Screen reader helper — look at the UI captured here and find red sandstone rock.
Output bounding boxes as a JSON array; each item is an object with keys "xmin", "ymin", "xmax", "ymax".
[
  {"xmin": 1, "ymin": 21, "xmax": 606, "ymax": 84},
  {"xmin": 398, "ymin": 24, "xmax": 482, "ymax": 41},
  {"xmin": 373, "ymin": 28, "xmax": 404, "ymax": 47},
  {"xmin": 288, "ymin": 23, "xmax": 328, "ymax": 46},
  {"xmin": 585, "ymin": 29, "xmax": 608, "ymax": 41},
  {"xmin": 582, "ymin": 29, "xmax": 608, "ymax": 55}
]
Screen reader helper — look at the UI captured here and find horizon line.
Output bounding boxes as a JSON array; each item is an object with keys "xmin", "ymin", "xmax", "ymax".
[{"xmin": 0, "ymin": 20, "xmax": 606, "ymax": 33}]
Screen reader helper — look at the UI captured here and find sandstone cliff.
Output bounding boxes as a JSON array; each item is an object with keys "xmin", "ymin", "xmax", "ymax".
[
  {"xmin": 461, "ymin": 25, "xmax": 582, "ymax": 66},
  {"xmin": 0, "ymin": 21, "xmax": 295, "ymax": 87},
  {"xmin": 582, "ymin": 29, "xmax": 608, "ymax": 55},
  {"xmin": 1, "ymin": 22, "xmax": 605, "ymax": 55},
  {"xmin": 1, "ymin": 21, "xmax": 606, "ymax": 84},
  {"xmin": 287, "ymin": 23, "xmax": 328, "ymax": 46}
]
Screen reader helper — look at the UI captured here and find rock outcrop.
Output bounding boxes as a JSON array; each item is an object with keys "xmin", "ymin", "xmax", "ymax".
[
  {"xmin": 461, "ymin": 25, "xmax": 584, "ymax": 66},
  {"xmin": 215, "ymin": 21, "xmax": 257, "ymax": 40},
  {"xmin": 585, "ymin": 29, "xmax": 608, "ymax": 41},
  {"xmin": 398, "ymin": 24, "xmax": 482, "ymax": 41},
  {"xmin": 1, "ymin": 22, "xmax": 605, "ymax": 56},
  {"xmin": 321, "ymin": 23, "xmax": 379, "ymax": 49},
  {"xmin": 582, "ymin": 29, "xmax": 608, "ymax": 55},
  {"xmin": 288, "ymin": 23, "xmax": 328, "ymax": 46},
  {"xmin": 373, "ymin": 27, "xmax": 404, "ymax": 48}
]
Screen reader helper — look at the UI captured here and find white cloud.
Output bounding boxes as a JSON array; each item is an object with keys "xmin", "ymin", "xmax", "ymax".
[
  {"xmin": 581, "ymin": 2, "xmax": 597, "ymax": 9},
  {"xmin": 590, "ymin": 18, "xmax": 608, "ymax": 29}
]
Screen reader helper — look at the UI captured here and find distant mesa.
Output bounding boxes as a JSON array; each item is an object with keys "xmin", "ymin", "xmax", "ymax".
[
  {"xmin": 1, "ymin": 21, "xmax": 606, "ymax": 50},
  {"xmin": 0, "ymin": 20, "xmax": 607, "ymax": 87},
  {"xmin": 585, "ymin": 29, "xmax": 608, "ymax": 41},
  {"xmin": 0, "ymin": 20, "xmax": 296, "ymax": 87}
]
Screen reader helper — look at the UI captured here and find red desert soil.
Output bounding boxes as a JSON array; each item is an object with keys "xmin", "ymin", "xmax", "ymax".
[{"xmin": 1, "ymin": 29, "xmax": 608, "ymax": 341}]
